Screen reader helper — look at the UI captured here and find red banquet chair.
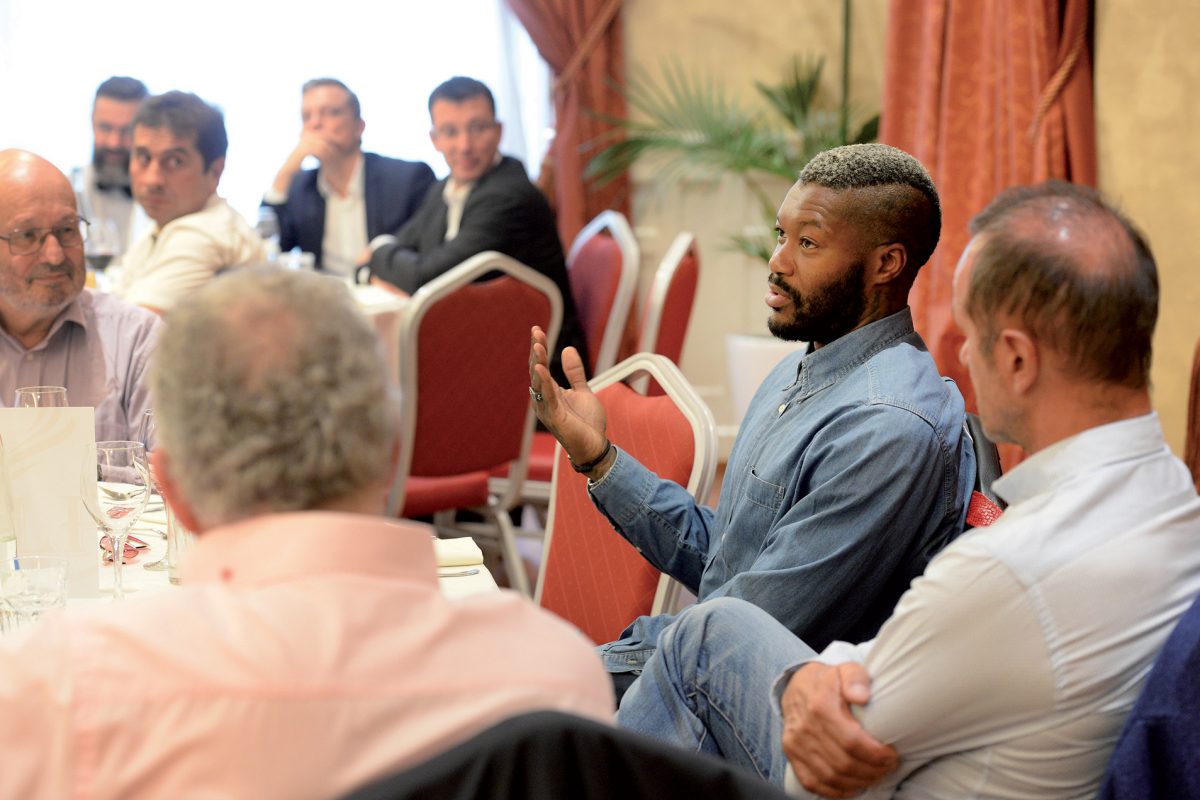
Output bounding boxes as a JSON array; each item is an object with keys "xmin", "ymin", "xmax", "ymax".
[
  {"xmin": 535, "ymin": 353, "xmax": 717, "ymax": 645},
  {"xmin": 495, "ymin": 211, "xmax": 642, "ymax": 514},
  {"xmin": 566, "ymin": 209, "xmax": 640, "ymax": 376},
  {"xmin": 387, "ymin": 251, "xmax": 562, "ymax": 597},
  {"xmin": 633, "ymin": 231, "xmax": 700, "ymax": 396}
]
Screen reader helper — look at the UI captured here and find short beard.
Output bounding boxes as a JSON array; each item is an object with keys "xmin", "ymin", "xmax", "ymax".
[
  {"xmin": 92, "ymin": 148, "xmax": 131, "ymax": 188},
  {"xmin": 767, "ymin": 259, "xmax": 868, "ymax": 345}
]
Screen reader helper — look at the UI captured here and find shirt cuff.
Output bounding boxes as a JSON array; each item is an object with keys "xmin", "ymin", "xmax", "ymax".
[
  {"xmin": 368, "ymin": 234, "xmax": 397, "ymax": 252},
  {"xmin": 770, "ymin": 641, "xmax": 867, "ymax": 713},
  {"xmin": 587, "ymin": 446, "xmax": 659, "ymax": 527},
  {"xmin": 262, "ymin": 188, "xmax": 287, "ymax": 205}
]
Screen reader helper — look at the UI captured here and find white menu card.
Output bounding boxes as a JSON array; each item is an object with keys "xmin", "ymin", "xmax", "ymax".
[{"xmin": 0, "ymin": 408, "xmax": 99, "ymax": 597}]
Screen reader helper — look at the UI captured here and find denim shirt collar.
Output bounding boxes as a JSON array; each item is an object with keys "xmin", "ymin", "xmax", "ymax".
[{"xmin": 786, "ymin": 307, "xmax": 917, "ymax": 400}]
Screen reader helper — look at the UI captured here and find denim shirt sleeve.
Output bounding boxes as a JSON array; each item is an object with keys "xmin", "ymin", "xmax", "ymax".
[
  {"xmin": 588, "ymin": 446, "xmax": 717, "ymax": 592},
  {"xmin": 705, "ymin": 401, "xmax": 957, "ymax": 652}
]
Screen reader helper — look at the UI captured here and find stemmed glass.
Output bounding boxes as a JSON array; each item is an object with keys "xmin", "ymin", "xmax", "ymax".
[
  {"xmin": 85, "ymin": 219, "xmax": 119, "ymax": 292},
  {"xmin": 14, "ymin": 386, "xmax": 68, "ymax": 407},
  {"xmin": 81, "ymin": 441, "xmax": 150, "ymax": 600}
]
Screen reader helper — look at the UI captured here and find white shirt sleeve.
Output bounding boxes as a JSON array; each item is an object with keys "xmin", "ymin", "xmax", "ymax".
[{"xmin": 841, "ymin": 538, "xmax": 1057, "ymax": 795}]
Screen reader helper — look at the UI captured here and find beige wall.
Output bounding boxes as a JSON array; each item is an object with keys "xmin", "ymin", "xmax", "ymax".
[
  {"xmin": 1095, "ymin": 1, "xmax": 1200, "ymax": 455},
  {"xmin": 624, "ymin": 1, "xmax": 1198, "ymax": 457},
  {"xmin": 622, "ymin": 0, "xmax": 887, "ymax": 446}
]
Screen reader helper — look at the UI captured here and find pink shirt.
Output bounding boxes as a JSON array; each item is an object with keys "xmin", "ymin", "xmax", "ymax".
[{"xmin": 0, "ymin": 512, "xmax": 613, "ymax": 799}]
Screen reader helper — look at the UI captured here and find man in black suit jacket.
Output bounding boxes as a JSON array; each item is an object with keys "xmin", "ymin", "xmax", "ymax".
[
  {"xmin": 263, "ymin": 78, "xmax": 435, "ymax": 276},
  {"xmin": 361, "ymin": 76, "xmax": 587, "ymax": 377}
]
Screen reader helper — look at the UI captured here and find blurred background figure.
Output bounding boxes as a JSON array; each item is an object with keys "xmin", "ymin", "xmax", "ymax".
[
  {"xmin": 71, "ymin": 76, "xmax": 150, "ymax": 263},
  {"xmin": 261, "ymin": 78, "xmax": 435, "ymax": 276}
]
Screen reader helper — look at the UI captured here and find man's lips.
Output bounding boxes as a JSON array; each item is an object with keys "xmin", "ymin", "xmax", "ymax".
[
  {"xmin": 765, "ymin": 283, "xmax": 791, "ymax": 309},
  {"xmin": 29, "ymin": 268, "xmax": 74, "ymax": 285}
]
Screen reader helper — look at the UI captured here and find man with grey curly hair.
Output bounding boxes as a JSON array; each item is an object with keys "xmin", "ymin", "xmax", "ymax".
[
  {"xmin": 151, "ymin": 267, "xmax": 398, "ymax": 526},
  {"xmin": 530, "ymin": 143, "xmax": 975, "ymax": 706},
  {"xmin": 0, "ymin": 268, "xmax": 613, "ymax": 798}
]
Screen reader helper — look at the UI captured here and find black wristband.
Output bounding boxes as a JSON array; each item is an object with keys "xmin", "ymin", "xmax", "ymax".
[{"xmin": 569, "ymin": 440, "xmax": 612, "ymax": 474}]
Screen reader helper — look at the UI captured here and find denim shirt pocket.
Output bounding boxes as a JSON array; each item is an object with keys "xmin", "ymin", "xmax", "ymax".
[
  {"xmin": 706, "ymin": 468, "xmax": 788, "ymax": 586},
  {"xmin": 743, "ymin": 468, "xmax": 787, "ymax": 513}
]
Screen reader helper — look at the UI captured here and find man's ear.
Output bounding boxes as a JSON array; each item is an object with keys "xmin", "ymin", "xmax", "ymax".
[
  {"xmin": 151, "ymin": 448, "xmax": 204, "ymax": 534},
  {"xmin": 994, "ymin": 327, "xmax": 1040, "ymax": 396},
  {"xmin": 206, "ymin": 155, "xmax": 226, "ymax": 183},
  {"xmin": 869, "ymin": 242, "xmax": 908, "ymax": 287}
]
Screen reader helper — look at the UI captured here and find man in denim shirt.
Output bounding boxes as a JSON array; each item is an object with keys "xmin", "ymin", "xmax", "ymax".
[{"xmin": 528, "ymin": 144, "xmax": 975, "ymax": 700}]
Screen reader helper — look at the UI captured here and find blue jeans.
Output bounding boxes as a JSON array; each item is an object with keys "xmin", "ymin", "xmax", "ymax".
[{"xmin": 616, "ymin": 597, "xmax": 816, "ymax": 786}]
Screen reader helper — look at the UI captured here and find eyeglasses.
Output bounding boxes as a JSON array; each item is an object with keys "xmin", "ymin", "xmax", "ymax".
[
  {"xmin": 0, "ymin": 218, "xmax": 89, "ymax": 256},
  {"xmin": 432, "ymin": 120, "xmax": 498, "ymax": 140}
]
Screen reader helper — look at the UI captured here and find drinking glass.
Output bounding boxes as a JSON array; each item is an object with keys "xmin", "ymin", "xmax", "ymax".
[
  {"xmin": 14, "ymin": 386, "xmax": 68, "ymax": 408},
  {"xmin": 85, "ymin": 219, "xmax": 119, "ymax": 292},
  {"xmin": 0, "ymin": 556, "xmax": 68, "ymax": 632},
  {"xmin": 81, "ymin": 441, "xmax": 150, "ymax": 600}
]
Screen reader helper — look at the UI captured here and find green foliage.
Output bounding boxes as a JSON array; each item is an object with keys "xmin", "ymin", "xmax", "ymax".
[{"xmin": 586, "ymin": 56, "xmax": 881, "ymax": 264}]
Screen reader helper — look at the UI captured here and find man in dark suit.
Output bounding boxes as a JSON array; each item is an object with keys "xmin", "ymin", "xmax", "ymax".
[
  {"xmin": 360, "ymin": 76, "xmax": 587, "ymax": 377},
  {"xmin": 263, "ymin": 78, "xmax": 435, "ymax": 276}
]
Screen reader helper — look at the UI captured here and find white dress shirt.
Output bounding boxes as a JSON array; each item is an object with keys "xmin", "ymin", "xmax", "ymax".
[
  {"xmin": 788, "ymin": 413, "xmax": 1200, "ymax": 799},
  {"xmin": 315, "ymin": 153, "xmax": 368, "ymax": 276}
]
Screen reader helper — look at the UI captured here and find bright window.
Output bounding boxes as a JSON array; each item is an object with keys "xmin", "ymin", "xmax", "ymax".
[{"xmin": 0, "ymin": 0, "xmax": 552, "ymax": 221}]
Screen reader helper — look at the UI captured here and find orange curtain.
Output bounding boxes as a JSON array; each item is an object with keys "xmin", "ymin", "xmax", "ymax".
[
  {"xmin": 506, "ymin": 0, "xmax": 632, "ymax": 249},
  {"xmin": 881, "ymin": 0, "xmax": 1095, "ymax": 467}
]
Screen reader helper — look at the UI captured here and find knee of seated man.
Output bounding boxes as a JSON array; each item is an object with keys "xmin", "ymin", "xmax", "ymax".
[{"xmin": 661, "ymin": 597, "xmax": 779, "ymax": 662}]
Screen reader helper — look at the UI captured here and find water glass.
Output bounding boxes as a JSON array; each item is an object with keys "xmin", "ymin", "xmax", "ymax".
[
  {"xmin": 14, "ymin": 386, "xmax": 68, "ymax": 408},
  {"xmin": 0, "ymin": 556, "xmax": 68, "ymax": 632}
]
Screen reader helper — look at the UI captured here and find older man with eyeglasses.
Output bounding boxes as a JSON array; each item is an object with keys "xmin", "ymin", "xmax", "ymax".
[{"xmin": 0, "ymin": 149, "xmax": 160, "ymax": 441}]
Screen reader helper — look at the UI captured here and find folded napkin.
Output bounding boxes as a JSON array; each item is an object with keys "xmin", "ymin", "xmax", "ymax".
[{"xmin": 434, "ymin": 537, "xmax": 484, "ymax": 568}]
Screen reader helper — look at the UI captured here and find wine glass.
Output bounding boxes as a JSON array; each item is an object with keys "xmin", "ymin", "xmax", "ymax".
[
  {"xmin": 13, "ymin": 386, "xmax": 68, "ymax": 407},
  {"xmin": 81, "ymin": 441, "xmax": 150, "ymax": 600},
  {"xmin": 85, "ymin": 220, "xmax": 119, "ymax": 292}
]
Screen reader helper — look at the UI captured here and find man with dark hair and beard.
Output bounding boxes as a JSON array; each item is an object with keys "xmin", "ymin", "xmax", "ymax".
[
  {"xmin": 528, "ymin": 143, "xmax": 975, "ymax": 703},
  {"xmin": 71, "ymin": 76, "xmax": 150, "ymax": 259}
]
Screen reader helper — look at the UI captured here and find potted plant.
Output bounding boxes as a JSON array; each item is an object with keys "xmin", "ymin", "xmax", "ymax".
[{"xmin": 585, "ymin": 21, "xmax": 879, "ymax": 424}]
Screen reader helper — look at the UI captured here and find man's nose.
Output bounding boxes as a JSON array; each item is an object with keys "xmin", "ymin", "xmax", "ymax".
[
  {"xmin": 39, "ymin": 232, "xmax": 66, "ymax": 265},
  {"xmin": 768, "ymin": 245, "xmax": 790, "ymax": 275},
  {"xmin": 137, "ymin": 159, "xmax": 163, "ymax": 186}
]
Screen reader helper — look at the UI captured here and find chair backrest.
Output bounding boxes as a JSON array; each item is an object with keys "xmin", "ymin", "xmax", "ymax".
[
  {"xmin": 964, "ymin": 412, "xmax": 1005, "ymax": 528},
  {"xmin": 565, "ymin": 210, "xmax": 639, "ymax": 374},
  {"xmin": 638, "ymin": 232, "xmax": 699, "ymax": 362},
  {"xmin": 966, "ymin": 412, "xmax": 1004, "ymax": 505},
  {"xmin": 634, "ymin": 232, "xmax": 699, "ymax": 396},
  {"xmin": 535, "ymin": 353, "xmax": 716, "ymax": 644},
  {"xmin": 386, "ymin": 252, "xmax": 562, "ymax": 516},
  {"xmin": 340, "ymin": 710, "xmax": 791, "ymax": 800}
]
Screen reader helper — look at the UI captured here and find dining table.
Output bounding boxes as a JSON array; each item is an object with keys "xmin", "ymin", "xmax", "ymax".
[{"xmin": 348, "ymin": 280, "xmax": 408, "ymax": 385}]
